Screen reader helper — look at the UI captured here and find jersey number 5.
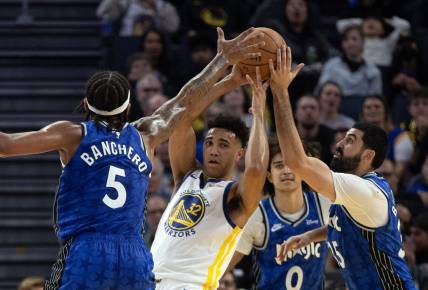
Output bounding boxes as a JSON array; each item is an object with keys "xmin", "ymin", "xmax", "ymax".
[{"xmin": 103, "ymin": 165, "xmax": 126, "ymax": 209}]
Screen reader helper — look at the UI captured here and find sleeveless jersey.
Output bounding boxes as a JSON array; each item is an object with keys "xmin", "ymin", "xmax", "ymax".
[
  {"xmin": 54, "ymin": 121, "xmax": 152, "ymax": 241},
  {"xmin": 151, "ymin": 169, "xmax": 242, "ymax": 289},
  {"xmin": 328, "ymin": 172, "xmax": 416, "ymax": 290},
  {"xmin": 253, "ymin": 192, "xmax": 328, "ymax": 290}
]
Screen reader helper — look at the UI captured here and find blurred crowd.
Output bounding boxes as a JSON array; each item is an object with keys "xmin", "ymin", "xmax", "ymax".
[{"xmin": 89, "ymin": 0, "xmax": 428, "ymax": 288}]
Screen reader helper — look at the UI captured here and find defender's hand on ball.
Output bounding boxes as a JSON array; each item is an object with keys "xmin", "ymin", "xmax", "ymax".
[
  {"xmin": 275, "ymin": 233, "xmax": 310, "ymax": 265},
  {"xmin": 246, "ymin": 66, "xmax": 268, "ymax": 116},
  {"xmin": 217, "ymin": 27, "xmax": 266, "ymax": 65},
  {"xmin": 269, "ymin": 45, "xmax": 304, "ymax": 93}
]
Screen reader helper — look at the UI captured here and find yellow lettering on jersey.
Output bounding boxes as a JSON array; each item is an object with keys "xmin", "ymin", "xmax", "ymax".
[
  {"xmin": 203, "ymin": 227, "xmax": 241, "ymax": 290},
  {"xmin": 186, "ymin": 203, "xmax": 202, "ymax": 216}
]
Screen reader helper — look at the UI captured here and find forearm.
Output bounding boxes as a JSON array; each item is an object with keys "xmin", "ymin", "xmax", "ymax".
[
  {"xmin": 272, "ymin": 88, "xmax": 307, "ymax": 168},
  {"xmin": 306, "ymin": 225, "xmax": 328, "ymax": 243},
  {"xmin": 246, "ymin": 113, "xmax": 269, "ymax": 171}
]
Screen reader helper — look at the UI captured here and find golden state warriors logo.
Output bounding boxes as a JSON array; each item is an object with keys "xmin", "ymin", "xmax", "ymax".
[{"xmin": 168, "ymin": 193, "xmax": 205, "ymax": 231}]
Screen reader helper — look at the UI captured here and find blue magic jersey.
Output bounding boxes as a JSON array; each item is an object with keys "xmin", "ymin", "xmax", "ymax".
[
  {"xmin": 328, "ymin": 172, "xmax": 416, "ymax": 290},
  {"xmin": 253, "ymin": 192, "xmax": 328, "ymax": 290},
  {"xmin": 54, "ymin": 121, "xmax": 152, "ymax": 241}
]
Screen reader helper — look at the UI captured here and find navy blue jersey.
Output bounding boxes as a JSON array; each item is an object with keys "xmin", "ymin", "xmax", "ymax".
[
  {"xmin": 328, "ymin": 172, "xmax": 416, "ymax": 290},
  {"xmin": 54, "ymin": 121, "xmax": 152, "ymax": 241},
  {"xmin": 253, "ymin": 192, "xmax": 328, "ymax": 290}
]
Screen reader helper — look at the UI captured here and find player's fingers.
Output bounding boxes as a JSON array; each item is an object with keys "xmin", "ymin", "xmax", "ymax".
[
  {"xmin": 235, "ymin": 27, "xmax": 255, "ymax": 42},
  {"xmin": 217, "ymin": 27, "xmax": 225, "ymax": 43},
  {"xmin": 262, "ymin": 81, "xmax": 269, "ymax": 91},
  {"xmin": 256, "ymin": 67, "xmax": 261, "ymax": 87},
  {"xmin": 293, "ymin": 63, "xmax": 305, "ymax": 77},
  {"xmin": 277, "ymin": 47, "xmax": 281, "ymax": 71},
  {"xmin": 286, "ymin": 46, "xmax": 292, "ymax": 72},
  {"xmin": 246, "ymin": 74, "xmax": 256, "ymax": 89},
  {"xmin": 239, "ymin": 32, "xmax": 264, "ymax": 47},
  {"xmin": 269, "ymin": 59, "xmax": 275, "ymax": 74}
]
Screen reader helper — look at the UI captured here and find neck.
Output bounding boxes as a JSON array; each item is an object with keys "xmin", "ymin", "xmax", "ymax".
[
  {"xmin": 297, "ymin": 122, "xmax": 319, "ymax": 139},
  {"xmin": 354, "ymin": 166, "xmax": 373, "ymax": 177},
  {"xmin": 274, "ymin": 187, "xmax": 304, "ymax": 214},
  {"xmin": 291, "ymin": 23, "xmax": 304, "ymax": 33},
  {"xmin": 346, "ymin": 54, "xmax": 363, "ymax": 63},
  {"xmin": 320, "ymin": 109, "xmax": 337, "ymax": 121}
]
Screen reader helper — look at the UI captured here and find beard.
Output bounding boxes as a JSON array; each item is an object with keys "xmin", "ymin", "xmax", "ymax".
[
  {"xmin": 330, "ymin": 153, "xmax": 362, "ymax": 173},
  {"xmin": 301, "ymin": 121, "xmax": 316, "ymax": 130}
]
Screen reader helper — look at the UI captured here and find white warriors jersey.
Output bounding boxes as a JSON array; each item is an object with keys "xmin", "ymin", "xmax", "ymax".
[{"xmin": 151, "ymin": 169, "xmax": 242, "ymax": 289}]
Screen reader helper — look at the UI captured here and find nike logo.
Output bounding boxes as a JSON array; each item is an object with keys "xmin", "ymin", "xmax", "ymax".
[{"xmin": 271, "ymin": 223, "xmax": 284, "ymax": 232}]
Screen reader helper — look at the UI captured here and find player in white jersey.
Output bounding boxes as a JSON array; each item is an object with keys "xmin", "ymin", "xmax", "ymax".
[{"xmin": 151, "ymin": 68, "xmax": 272, "ymax": 290}]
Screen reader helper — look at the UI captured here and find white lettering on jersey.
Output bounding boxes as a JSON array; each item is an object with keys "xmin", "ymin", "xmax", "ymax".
[
  {"xmin": 80, "ymin": 152, "xmax": 94, "ymax": 166},
  {"xmin": 328, "ymin": 215, "xmax": 342, "ymax": 232}
]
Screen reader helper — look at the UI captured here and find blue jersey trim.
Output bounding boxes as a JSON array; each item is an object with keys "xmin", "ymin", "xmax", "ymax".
[
  {"xmin": 222, "ymin": 181, "xmax": 238, "ymax": 229},
  {"xmin": 81, "ymin": 122, "xmax": 87, "ymax": 136},
  {"xmin": 313, "ymin": 192, "xmax": 325, "ymax": 226}
]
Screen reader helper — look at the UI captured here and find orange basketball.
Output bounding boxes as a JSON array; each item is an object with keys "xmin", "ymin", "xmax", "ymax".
[{"xmin": 237, "ymin": 27, "xmax": 286, "ymax": 80}]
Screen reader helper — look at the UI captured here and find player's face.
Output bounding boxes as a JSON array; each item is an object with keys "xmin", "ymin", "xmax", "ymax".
[
  {"xmin": 203, "ymin": 128, "xmax": 243, "ymax": 179},
  {"xmin": 331, "ymin": 128, "xmax": 365, "ymax": 173},
  {"xmin": 269, "ymin": 153, "xmax": 301, "ymax": 193}
]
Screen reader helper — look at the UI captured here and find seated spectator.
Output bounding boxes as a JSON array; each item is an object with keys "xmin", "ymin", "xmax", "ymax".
[
  {"xmin": 126, "ymin": 53, "xmax": 154, "ymax": 86},
  {"xmin": 135, "ymin": 73, "xmax": 163, "ymax": 116},
  {"xmin": 318, "ymin": 25, "xmax": 382, "ymax": 119},
  {"xmin": 376, "ymin": 158, "xmax": 399, "ymax": 194},
  {"xmin": 295, "ymin": 94, "xmax": 335, "ymax": 163},
  {"xmin": 218, "ymin": 271, "xmax": 237, "ymax": 290},
  {"xmin": 407, "ymin": 154, "xmax": 428, "ymax": 206},
  {"xmin": 361, "ymin": 95, "xmax": 414, "ymax": 179},
  {"xmin": 96, "ymin": 0, "xmax": 180, "ymax": 36},
  {"xmin": 148, "ymin": 156, "xmax": 171, "ymax": 198},
  {"xmin": 406, "ymin": 88, "xmax": 428, "ymax": 174},
  {"xmin": 410, "ymin": 213, "xmax": 428, "ymax": 265},
  {"xmin": 251, "ymin": 0, "xmax": 332, "ymax": 96},
  {"xmin": 179, "ymin": 0, "xmax": 249, "ymax": 35},
  {"xmin": 222, "ymin": 87, "xmax": 252, "ymax": 128},
  {"xmin": 317, "ymin": 81, "xmax": 355, "ymax": 130},
  {"xmin": 337, "ymin": 16, "xmax": 410, "ymax": 67},
  {"xmin": 143, "ymin": 193, "xmax": 168, "ymax": 247},
  {"xmin": 18, "ymin": 277, "xmax": 44, "ymax": 290},
  {"xmin": 145, "ymin": 93, "xmax": 169, "ymax": 116}
]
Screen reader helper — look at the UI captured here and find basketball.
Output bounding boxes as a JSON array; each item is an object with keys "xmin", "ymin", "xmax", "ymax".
[{"xmin": 237, "ymin": 27, "xmax": 286, "ymax": 80}]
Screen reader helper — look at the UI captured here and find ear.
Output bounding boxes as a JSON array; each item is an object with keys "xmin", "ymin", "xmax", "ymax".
[
  {"xmin": 267, "ymin": 171, "xmax": 273, "ymax": 183},
  {"xmin": 236, "ymin": 147, "xmax": 245, "ymax": 162},
  {"xmin": 363, "ymin": 149, "xmax": 375, "ymax": 166}
]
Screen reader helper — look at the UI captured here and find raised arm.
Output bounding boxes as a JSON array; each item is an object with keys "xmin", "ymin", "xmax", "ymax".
[
  {"xmin": 133, "ymin": 27, "xmax": 265, "ymax": 159},
  {"xmin": 0, "ymin": 121, "xmax": 82, "ymax": 164},
  {"xmin": 230, "ymin": 67, "xmax": 269, "ymax": 227},
  {"xmin": 168, "ymin": 66, "xmax": 249, "ymax": 187},
  {"xmin": 269, "ymin": 45, "xmax": 336, "ymax": 201}
]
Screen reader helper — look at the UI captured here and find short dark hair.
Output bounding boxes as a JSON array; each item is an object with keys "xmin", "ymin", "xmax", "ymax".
[
  {"xmin": 409, "ymin": 87, "xmax": 428, "ymax": 102},
  {"xmin": 316, "ymin": 80, "xmax": 343, "ymax": 98},
  {"xmin": 84, "ymin": 71, "xmax": 130, "ymax": 130},
  {"xmin": 412, "ymin": 213, "xmax": 428, "ymax": 232},
  {"xmin": 352, "ymin": 122, "xmax": 387, "ymax": 169},
  {"xmin": 361, "ymin": 94, "xmax": 389, "ymax": 122},
  {"xmin": 341, "ymin": 25, "xmax": 364, "ymax": 41},
  {"xmin": 206, "ymin": 114, "xmax": 249, "ymax": 147}
]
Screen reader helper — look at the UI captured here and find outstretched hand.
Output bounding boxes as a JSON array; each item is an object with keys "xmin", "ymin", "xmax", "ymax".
[
  {"xmin": 246, "ymin": 67, "xmax": 268, "ymax": 116},
  {"xmin": 217, "ymin": 27, "xmax": 265, "ymax": 65},
  {"xmin": 269, "ymin": 44, "xmax": 304, "ymax": 93},
  {"xmin": 275, "ymin": 233, "xmax": 310, "ymax": 265}
]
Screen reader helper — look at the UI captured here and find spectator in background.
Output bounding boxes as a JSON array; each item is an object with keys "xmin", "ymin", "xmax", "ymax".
[
  {"xmin": 218, "ymin": 272, "xmax": 237, "ymax": 290},
  {"xmin": 336, "ymin": 16, "xmax": 410, "ymax": 68},
  {"xmin": 179, "ymin": 0, "xmax": 249, "ymax": 35},
  {"xmin": 135, "ymin": 73, "xmax": 163, "ymax": 116},
  {"xmin": 410, "ymin": 213, "xmax": 428, "ymax": 265},
  {"xmin": 96, "ymin": 0, "xmax": 180, "ymax": 36},
  {"xmin": 407, "ymin": 154, "xmax": 428, "ymax": 206},
  {"xmin": 146, "ymin": 94, "xmax": 169, "ymax": 116},
  {"xmin": 251, "ymin": 0, "xmax": 331, "ymax": 96},
  {"xmin": 143, "ymin": 194, "xmax": 168, "ymax": 247},
  {"xmin": 140, "ymin": 29, "xmax": 172, "ymax": 78},
  {"xmin": 222, "ymin": 86, "xmax": 252, "ymax": 127},
  {"xmin": 148, "ymin": 156, "xmax": 171, "ymax": 198},
  {"xmin": 18, "ymin": 277, "xmax": 44, "ymax": 290},
  {"xmin": 127, "ymin": 53, "xmax": 154, "ymax": 86},
  {"xmin": 294, "ymin": 94, "xmax": 335, "ymax": 163},
  {"xmin": 361, "ymin": 95, "xmax": 414, "ymax": 179},
  {"xmin": 318, "ymin": 25, "xmax": 382, "ymax": 119},
  {"xmin": 406, "ymin": 89, "xmax": 428, "ymax": 174},
  {"xmin": 377, "ymin": 159, "xmax": 400, "ymax": 194},
  {"xmin": 317, "ymin": 81, "xmax": 355, "ymax": 130}
]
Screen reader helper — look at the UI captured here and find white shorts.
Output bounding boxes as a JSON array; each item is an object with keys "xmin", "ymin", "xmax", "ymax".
[{"xmin": 155, "ymin": 278, "xmax": 202, "ymax": 290}]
